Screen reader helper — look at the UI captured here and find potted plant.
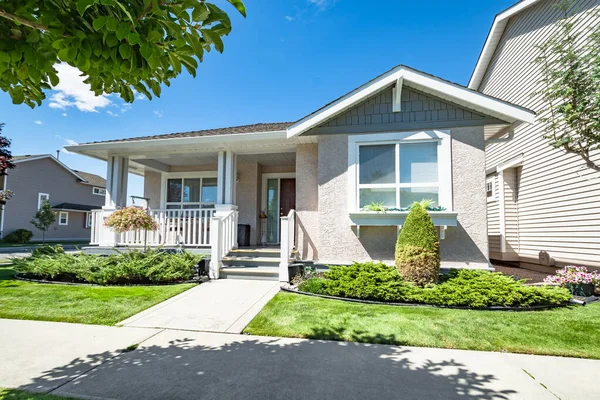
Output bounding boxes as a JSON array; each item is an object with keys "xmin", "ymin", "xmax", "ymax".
[
  {"xmin": 544, "ymin": 266, "xmax": 600, "ymax": 297},
  {"xmin": 105, "ymin": 206, "xmax": 158, "ymax": 249},
  {"xmin": 0, "ymin": 189, "xmax": 14, "ymax": 205}
]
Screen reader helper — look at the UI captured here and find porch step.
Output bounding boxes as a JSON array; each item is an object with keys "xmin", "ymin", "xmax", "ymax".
[
  {"xmin": 227, "ymin": 248, "xmax": 281, "ymax": 258},
  {"xmin": 219, "ymin": 266, "xmax": 279, "ymax": 281},
  {"xmin": 222, "ymin": 256, "xmax": 280, "ymax": 267}
]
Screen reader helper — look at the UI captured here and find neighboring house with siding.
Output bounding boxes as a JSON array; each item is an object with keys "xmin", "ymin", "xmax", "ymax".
[
  {"xmin": 0, "ymin": 154, "xmax": 106, "ymax": 241},
  {"xmin": 470, "ymin": 0, "xmax": 600, "ymax": 271},
  {"xmin": 67, "ymin": 65, "xmax": 534, "ymax": 281}
]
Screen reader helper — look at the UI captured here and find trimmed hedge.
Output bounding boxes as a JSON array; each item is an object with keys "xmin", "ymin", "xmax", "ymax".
[
  {"xmin": 3, "ymin": 229, "xmax": 33, "ymax": 244},
  {"xmin": 298, "ymin": 263, "xmax": 571, "ymax": 308},
  {"xmin": 395, "ymin": 203, "xmax": 440, "ymax": 285},
  {"xmin": 13, "ymin": 249, "xmax": 202, "ymax": 285}
]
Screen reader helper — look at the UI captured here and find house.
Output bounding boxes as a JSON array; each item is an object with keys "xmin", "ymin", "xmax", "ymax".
[
  {"xmin": 66, "ymin": 65, "xmax": 535, "ymax": 281},
  {"xmin": 470, "ymin": 0, "xmax": 600, "ymax": 272},
  {"xmin": 0, "ymin": 154, "xmax": 107, "ymax": 242}
]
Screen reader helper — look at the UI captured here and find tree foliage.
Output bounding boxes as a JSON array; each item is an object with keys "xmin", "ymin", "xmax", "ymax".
[
  {"xmin": 535, "ymin": 1, "xmax": 600, "ymax": 171},
  {"xmin": 0, "ymin": 123, "xmax": 15, "ymax": 176},
  {"xmin": 0, "ymin": 0, "xmax": 246, "ymax": 107},
  {"xmin": 30, "ymin": 200, "xmax": 57, "ymax": 243}
]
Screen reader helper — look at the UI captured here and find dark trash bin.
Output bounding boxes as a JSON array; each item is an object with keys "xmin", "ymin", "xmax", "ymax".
[{"xmin": 238, "ymin": 224, "xmax": 251, "ymax": 247}]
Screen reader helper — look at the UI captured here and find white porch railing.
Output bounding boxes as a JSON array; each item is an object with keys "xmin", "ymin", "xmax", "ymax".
[
  {"xmin": 90, "ymin": 208, "xmax": 215, "ymax": 247},
  {"xmin": 279, "ymin": 209, "xmax": 297, "ymax": 282},
  {"xmin": 209, "ymin": 206, "xmax": 239, "ymax": 279}
]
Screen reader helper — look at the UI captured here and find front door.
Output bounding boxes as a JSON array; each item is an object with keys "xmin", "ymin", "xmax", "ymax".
[{"xmin": 264, "ymin": 177, "xmax": 296, "ymax": 244}]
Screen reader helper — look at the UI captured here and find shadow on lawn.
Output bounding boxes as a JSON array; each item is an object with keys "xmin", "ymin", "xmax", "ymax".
[{"xmin": 22, "ymin": 333, "xmax": 518, "ymax": 400}]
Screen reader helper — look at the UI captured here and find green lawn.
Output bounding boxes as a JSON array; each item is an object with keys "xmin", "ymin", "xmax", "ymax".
[
  {"xmin": 245, "ymin": 292, "xmax": 600, "ymax": 359},
  {"xmin": 0, "ymin": 266, "xmax": 194, "ymax": 325},
  {"xmin": 0, "ymin": 241, "xmax": 88, "ymax": 248},
  {"xmin": 0, "ymin": 388, "xmax": 72, "ymax": 400}
]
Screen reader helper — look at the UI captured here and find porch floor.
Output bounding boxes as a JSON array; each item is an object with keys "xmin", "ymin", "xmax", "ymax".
[{"xmin": 118, "ymin": 279, "xmax": 280, "ymax": 333}]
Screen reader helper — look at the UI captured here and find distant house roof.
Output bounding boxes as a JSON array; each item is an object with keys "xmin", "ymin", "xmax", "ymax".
[
  {"xmin": 52, "ymin": 203, "xmax": 97, "ymax": 212},
  {"xmin": 12, "ymin": 154, "xmax": 106, "ymax": 187},
  {"xmin": 72, "ymin": 170, "xmax": 106, "ymax": 188},
  {"xmin": 468, "ymin": 0, "xmax": 543, "ymax": 90},
  {"xmin": 83, "ymin": 122, "xmax": 293, "ymax": 145}
]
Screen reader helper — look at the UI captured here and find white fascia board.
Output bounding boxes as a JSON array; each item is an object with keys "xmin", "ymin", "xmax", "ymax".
[
  {"xmin": 468, "ymin": 0, "xmax": 542, "ymax": 90},
  {"xmin": 496, "ymin": 153, "xmax": 524, "ymax": 172},
  {"xmin": 287, "ymin": 66, "xmax": 535, "ymax": 138},
  {"xmin": 14, "ymin": 154, "xmax": 87, "ymax": 182},
  {"xmin": 65, "ymin": 130, "xmax": 289, "ymax": 154}
]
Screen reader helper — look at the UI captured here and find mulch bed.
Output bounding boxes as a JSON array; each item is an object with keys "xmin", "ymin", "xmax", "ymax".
[{"xmin": 494, "ymin": 264, "xmax": 551, "ymax": 283}]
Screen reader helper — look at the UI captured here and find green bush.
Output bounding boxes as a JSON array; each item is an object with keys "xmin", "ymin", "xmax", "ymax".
[
  {"xmin": 298, "ymin": 262, "xmax": 571, "ymax": 308},
  {"xmin": 395, "ymin": 202, "xmax": 440, "ymax": 285},
  {"xmin": 13, "ymin": 249, "xmax": 202, "ymax": 285},
  {"xmin": 32, "ymin": 244, "xmax": 65, "ymax": 257},
  {"xmin": 3, "ymin": 229, "xmax": 33, "ymax": 244}
]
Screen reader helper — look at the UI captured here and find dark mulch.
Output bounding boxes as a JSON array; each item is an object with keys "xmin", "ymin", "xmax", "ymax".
[{"xmin": 494, "ymin": 264, "xmax": 551, "ymax": 283}]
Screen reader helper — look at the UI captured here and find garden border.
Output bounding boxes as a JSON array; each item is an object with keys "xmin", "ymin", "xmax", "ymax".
[
  {"xmin": 281, "ymin": 287, "xmax": 572, "ymax": 311},
  {"xmin": 14, "ymin": 273, "xmax": 207, "ymax": 287}
]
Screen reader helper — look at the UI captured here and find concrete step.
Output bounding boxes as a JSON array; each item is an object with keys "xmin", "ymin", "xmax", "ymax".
[
  {"xmin": 228, "ymin": 248, "xmax": 281, "ymax": 258},
  {"xmin": 219, "ymin": 266, "xmax": 280, "ymax": 281},
  {"xmin": 222, "ymin": 256, "xmax": 281, "ymax": 267}
]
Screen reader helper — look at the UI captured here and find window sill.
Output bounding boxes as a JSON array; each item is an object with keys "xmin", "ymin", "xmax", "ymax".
[{"xmin": 349, "ymin": 211, "xmax": 458, "ymax": 227}]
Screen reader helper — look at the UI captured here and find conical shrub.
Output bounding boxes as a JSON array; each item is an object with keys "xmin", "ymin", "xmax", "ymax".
[{"xmin": 395, "ymin": 201, "xmax": 440, "ymax": 285}]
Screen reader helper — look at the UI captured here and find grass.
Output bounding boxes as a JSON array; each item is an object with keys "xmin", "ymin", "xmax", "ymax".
[
  {"xmin": 0, "ymin": 265, "xmax": 194, "ymax": 325},
  {"xmin": 0, "ymin": 241, "xmax": 88, "ymax": 248},
  {"xmin": 244, "ymin": 292, "xmax": 600, "ymax": 359},
  {"xmin": 0, "ymin": 388, "xmax": 73, "ymax": 400}
]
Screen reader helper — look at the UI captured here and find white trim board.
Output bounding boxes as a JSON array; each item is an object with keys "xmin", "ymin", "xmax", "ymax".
[{"xmin": 287, "ymin": 65, "xmax": 535, "ymax": 138}]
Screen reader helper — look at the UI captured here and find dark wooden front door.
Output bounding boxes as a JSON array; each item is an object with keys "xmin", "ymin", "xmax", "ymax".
[{"xmin": 279, "ymin": 179, "xmax": 296, "ymax": 218}]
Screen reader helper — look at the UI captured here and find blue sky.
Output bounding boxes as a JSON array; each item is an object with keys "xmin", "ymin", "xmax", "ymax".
[{"xmin": 0, "ymin": 0, "xmax": 515, "ymax": 200}]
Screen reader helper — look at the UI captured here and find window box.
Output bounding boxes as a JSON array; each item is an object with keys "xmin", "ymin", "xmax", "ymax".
[{"xmin": 349, "ymin": 211, "xmax": 458, "ymax": 227}]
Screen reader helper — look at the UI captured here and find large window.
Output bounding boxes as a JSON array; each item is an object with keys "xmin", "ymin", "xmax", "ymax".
[
  {"xmin": 165, "ymin": 177, "xmax": 217, "ymax": 209},
  {"xmin": 37, "ymin": 193, "xmax": 49, "ymax": 210},
  {"xmin": 358, "ymin": 141, "xmax": 439, "ymax": 209}
]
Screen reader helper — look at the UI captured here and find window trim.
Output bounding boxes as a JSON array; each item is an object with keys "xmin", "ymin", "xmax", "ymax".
[
  {"xmin": 92, "ymin": 187, "xmax": 106, "ymax": 196},
  {"xmin": 37, "ymin": 193, "xmax": 49, "ymax": 210},
  {"xmin": 58, "ymin": 211, "xmax": 69, "ymax": 226},
  {"xmin": 486, "ymin": 177, "xmax": 496, "ymax": 203},
  {"xmin": 85, "ymin": 212, "xmax": 92, "ymax": 228},
  {"xmin": 160, "ymin": 171, "xmax": 218, "ymax": 209},
  {"xmin": 348, "ymin": 130, "xmax": 453, "ymax": 213}
]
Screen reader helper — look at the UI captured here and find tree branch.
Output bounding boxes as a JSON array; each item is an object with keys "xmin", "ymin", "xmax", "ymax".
[{"xmin": 0, "ymin": 8, "xmax": 49, "ymax": 31}]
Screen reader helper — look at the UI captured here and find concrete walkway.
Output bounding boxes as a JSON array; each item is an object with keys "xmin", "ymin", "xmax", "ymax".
[
  {"xmin": 119, "ymin": 279, "xmax": 280, "ymax": 333},
  {"xmin": 1, "ymin": 319, "xmax": 598, "ymax": 400}
]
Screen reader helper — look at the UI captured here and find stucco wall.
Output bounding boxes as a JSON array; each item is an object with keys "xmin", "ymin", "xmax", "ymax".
[
  {"xmin": 236, "ymin": 162, "xmax": 260, "ymax": 245},
  {"xmin": 316, "ymin": 128, "xmax": 489, "ymax": 268},
  {"xmin": 295, "ymin": 144, "xmax": 319, "ymax": 260}
]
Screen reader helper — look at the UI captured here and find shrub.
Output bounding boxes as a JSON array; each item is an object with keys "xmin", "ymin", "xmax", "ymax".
[
  {"xmin": 395, "ymin": 202, "xmax": 440, "ymax": 285},
  {"xmin": 105, "ymin": 207, "xmax": 159, "ymax": 233},
  {"xmin": 13, "ymin": 249, "xmax": 202, "ymax": 285},
  {"xmin": 32, "ymin": 244, "xmax": 65, "ymax": 257},
  {"xmin": 298, "ymin": 262, "xmax": 571, "ymax": 308},
  {"xmin": 3, "ymin": 229, "xmax": 33, "ymax": 244}
]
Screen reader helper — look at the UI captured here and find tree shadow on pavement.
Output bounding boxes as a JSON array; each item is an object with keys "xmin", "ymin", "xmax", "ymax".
[{"xmin": 23, "ymin": 331, "xmax": 518, "ymax": 400}]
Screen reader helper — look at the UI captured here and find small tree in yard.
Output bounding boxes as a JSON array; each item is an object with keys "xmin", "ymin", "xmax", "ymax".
[
  {"xmin": 31, "ymin": 200, "xmax": 56, "ymax": 243},
  {"xmin": 534, "ymin": 1, "xmax": 600, "ymax": 171},
  {"xmin": 395, "ymin": 200, "xmax": 440, "ymax": 286}
]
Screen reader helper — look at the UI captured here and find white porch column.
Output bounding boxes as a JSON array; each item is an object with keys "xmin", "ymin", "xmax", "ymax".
[
  {"xmin": 100, "ymin": 156, "xmax": 129, "ymax": 247},
  {"xmin": 217, "ymin": 150, "xmax": 236, "ymax": 205}
]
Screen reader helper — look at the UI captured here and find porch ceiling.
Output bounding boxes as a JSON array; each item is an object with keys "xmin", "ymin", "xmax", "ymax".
[{"xmin": 143, "ymin": 152, "xmax": 296, "ymax": 167}]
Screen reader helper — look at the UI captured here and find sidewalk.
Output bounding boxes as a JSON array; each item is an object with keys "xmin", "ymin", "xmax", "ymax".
[{"xmin": 1, "ymin": 318, "xmax": 598, "ymax": 399}]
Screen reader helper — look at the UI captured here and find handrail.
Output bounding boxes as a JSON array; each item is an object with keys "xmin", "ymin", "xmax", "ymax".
[
  {"xmin": 279, "ymin": 209, "xmax": 297, "ymax": 282},
  {"xmin": 209, "ymin": 207, "xmax": 239, "ymax": 279}
]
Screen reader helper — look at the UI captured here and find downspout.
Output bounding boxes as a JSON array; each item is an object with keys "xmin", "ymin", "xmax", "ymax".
[{"xmin": 485, "ymin": 122, "xmax": 521, "ymax": 146}]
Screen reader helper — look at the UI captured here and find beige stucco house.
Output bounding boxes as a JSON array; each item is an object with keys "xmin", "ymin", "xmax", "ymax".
[
  {"xmin": 67, "ymin": 65, "xmax": 534, "ymax": 281},
  {"xmin": 471, "ymin": 0, "xmax": 600, "ymax": 272},
  {"xmin": 0, "ymin": 154, "xmax": 106, "ymax": 241}
]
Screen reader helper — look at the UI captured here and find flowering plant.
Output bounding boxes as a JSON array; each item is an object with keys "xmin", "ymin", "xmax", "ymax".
[
  {"xmin": 544, "ymin": 266, "xmax": 600, "ymax": 286},
  {"xmin": 0, "ymin": 189, "xmax": 14, "ymax": 202},
  {"xmin": 105, "ymin": 206, "xmax": 158, "ymax": 233}
]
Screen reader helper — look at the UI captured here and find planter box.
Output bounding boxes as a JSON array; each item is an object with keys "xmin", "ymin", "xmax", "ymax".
[
  {"xmin": 566, "ymin": 283, "xmax": 595, "ymax": 297},
  {"xmin": 349, "ymin": 211, "xmax": 458, "ymax": 227}
]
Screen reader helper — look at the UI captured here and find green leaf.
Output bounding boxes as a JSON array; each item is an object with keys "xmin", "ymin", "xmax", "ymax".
[
  {"xmin": 226, "ymin": 0, "xmax": 247, "ymax": 17},
  {"xmin": 139, "ymin": 43, "xmax": 153, "ymax": 60},
  {"xmin": 201, "ymin": 29, "xmax": 224, "ymax": 53},
  {"xmin": 119, "ymin": 44, "xmax": 132, "ymax": 59},
  {"xmin": 188, "ymin": 34, "xmax": 204, "ymax": 60},
  {"xmin": 92, "ymin": 40, "xmax": 103, "ymax": 57},
  {"xmin": 192, "ymin": 4, "xmax": 210, "ymax": 22},
  {"xmin": 92, "ymin": 16, "xmax": 107, "ymax": 30},
  {"xmin": 105, "ymin": 33, "xmax": 118, "ymax": 47},
  {"xmin": 52, "ymin": 39, "xmax": 65, "ymax": 50},
  {"xmin": 12, "ymin": 87, "xmax": 24, "ymax": 104},
  {"xmin": 48, "ymin": 71, "xmax": 59, "ymax": 87},
  {"xmin": 168, "ymin": 52, "xmax": 181, "ymax": 73},
  {"xmin": 77, "ymin": 0, "xmax": 96, "ymax": 16},
  {"xmin": 128, "ymin": 32, "xmax": 141, "ymax": 45},
  {"xmin": 116, "ymin": 23, "xmax": 130, "ymax": 40},
  {"xmin": 106, "ymin": 17, "xmax": 119, "ymax": 31}
]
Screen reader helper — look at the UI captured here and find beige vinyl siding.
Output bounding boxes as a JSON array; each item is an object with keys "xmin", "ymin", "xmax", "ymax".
[
  {"xmin": 503, "ymin": 167, "xmax": 520, "ymax": 257},
  {"xmin": 487, "ymin": 175, "xmax": 502, "ymax": 256},
  {"xmin": 480, "ymin": 0, "xmax": 600, "ymax": 265}
]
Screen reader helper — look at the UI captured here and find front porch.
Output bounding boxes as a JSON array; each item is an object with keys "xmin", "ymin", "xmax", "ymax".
[{"xmin": 87, "ymin": 132, "xmax": 313, "ymax": 281}]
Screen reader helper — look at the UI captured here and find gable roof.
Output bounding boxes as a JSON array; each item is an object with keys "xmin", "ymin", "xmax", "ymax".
[
  {"xmin": 468, "ymin": 0, "xmax": 543, "ymax": 90},
  {"xmin": 287, "ymin": 64, "xmax": 536, "ymax": 138},
  {"xmin": 83, "ymin": 122, "xmax": 293, "ymax": 145},
  {"xmin": 13, "ymin": 154, "xmax": 106, "ymax": 187}
]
